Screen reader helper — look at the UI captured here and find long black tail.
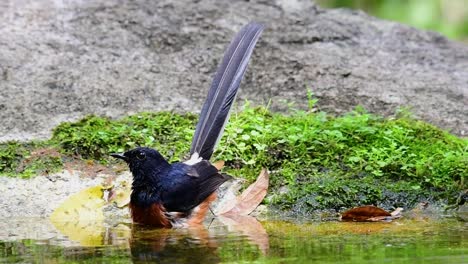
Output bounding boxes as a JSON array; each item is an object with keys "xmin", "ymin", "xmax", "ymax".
[{"xmin": 190, "ymin": 22, "xmax": 264, "ymax": 160}]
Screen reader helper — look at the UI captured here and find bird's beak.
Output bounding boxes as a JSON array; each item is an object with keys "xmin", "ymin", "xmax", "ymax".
[{"xmin": 111, "ymin": 153, "xmax": 129, "ymax": 162}]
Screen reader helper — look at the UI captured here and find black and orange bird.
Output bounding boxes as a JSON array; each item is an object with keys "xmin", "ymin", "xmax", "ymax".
[{"xmin": 111, "ymin": 22, "xmax": 264, "ymax": 228}]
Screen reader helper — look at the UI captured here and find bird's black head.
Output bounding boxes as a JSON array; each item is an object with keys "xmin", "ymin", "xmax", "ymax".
[{"xmin": 111, "ymin": 147, "xmax": 170, "ymax": 182}]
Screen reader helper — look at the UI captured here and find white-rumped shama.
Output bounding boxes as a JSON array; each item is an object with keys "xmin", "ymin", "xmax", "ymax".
[{"xmin": 112, "ymin": 22, "xmax": 264, "ymax": 228}]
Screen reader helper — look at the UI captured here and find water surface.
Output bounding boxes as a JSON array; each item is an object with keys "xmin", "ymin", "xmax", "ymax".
[{"xmin": 1, "ymin": 217, "xmax": 466, "ymax": 263}]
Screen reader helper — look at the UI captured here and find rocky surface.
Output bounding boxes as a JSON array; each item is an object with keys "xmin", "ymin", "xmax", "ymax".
[
  {"xmin": 0, "ymin": 168, "xmax": 246, "ymax": 245},
  {"xmin": 0, "ymin": 170, "xmax": 104, "ymax": 218},
  {"xmin": 0, "ymin": 0, "xmax": 467, "ymax": 142},
  {"xmin": 0, "ymin": 166, "xmax": 244, "ymax": 218}
]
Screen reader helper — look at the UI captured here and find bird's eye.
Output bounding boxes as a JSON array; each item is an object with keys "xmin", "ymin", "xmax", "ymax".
[{"xmin": 136, "ymin": 152, "xmax": 146, "ymax": 160}]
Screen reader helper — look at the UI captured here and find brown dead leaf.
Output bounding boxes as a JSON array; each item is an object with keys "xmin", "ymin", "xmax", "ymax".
[
  {"xmin": 365, "ymin": 207, "xmax": 404, "ymax": 222},
  {"xmin": 341, "ymin": 205, "xmax": 393, "ymax": 222},
  {"xmin": 218, "ymin": 168, "xmax": 269, "ymax": 216},
  {"xmin": 212, "ymin": 160, "xmax": 225, "ymax": 170}
]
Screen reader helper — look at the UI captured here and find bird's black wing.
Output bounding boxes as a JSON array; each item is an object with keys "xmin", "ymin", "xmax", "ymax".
[
  {"xmin": 161, "ymin": 161, "xmax": 231, "ymax": 212},
  {"xmin": 190, "ymin": 22, "xmax": 264, "ymax": 160},
  {"xmin": 189, "ymin": 161, "xmax": 232, "ymax": 208}
]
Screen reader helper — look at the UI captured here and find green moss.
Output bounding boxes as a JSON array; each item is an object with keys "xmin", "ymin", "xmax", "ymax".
[
  {"xmin": 218, "ymin": 106, "xmax": 466, "ymax": 211},
  {"xmin": 0, "ymin": 141, "xmax": 63, "ymax": 178},
  {"xmin": 51, "ymin": 112, "xmax": 197, "ymax": 162},
  {"xmin": 1, "ymin": 104, "xmax": 466, "ymax": 212}
]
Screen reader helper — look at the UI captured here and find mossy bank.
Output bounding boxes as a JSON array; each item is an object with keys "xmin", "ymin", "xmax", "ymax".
[{"xmin": 1, "ymin": 104, "xmax": 466, "ymax": 214}]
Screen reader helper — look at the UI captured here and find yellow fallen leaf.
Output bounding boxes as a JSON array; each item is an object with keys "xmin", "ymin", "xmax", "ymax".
[
  {"xmin": 112, "ymin": 189, "xmax": 131, "ymax": 208},
  {"xmin": 50, "ymin": 185, "xmax": 107, "ymax": 246},
  {"xmin": 51, "ymin": 219, "xmax": 105, "ymax": 246},
  {"xmin": 107, "ymin": 178, "xmax": 131, "ymax": 208},
  {"xmin": 51, "ymin": 185, "xmax": 106, "ymax": 222}
]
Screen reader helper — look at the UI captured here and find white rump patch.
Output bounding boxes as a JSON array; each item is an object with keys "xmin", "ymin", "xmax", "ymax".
[{"xmin": 184, "ymin": 152, "xmax": 203, "ymax": 165}]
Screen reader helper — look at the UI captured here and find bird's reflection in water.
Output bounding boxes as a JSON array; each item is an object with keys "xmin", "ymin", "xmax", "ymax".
[
  {"xmin": 129, "ymin": 215, "xmax": 269, "ymax": 263},
  {"xmin": 129, "ymin": 224, "xmax": 220, "ymax": 263}
]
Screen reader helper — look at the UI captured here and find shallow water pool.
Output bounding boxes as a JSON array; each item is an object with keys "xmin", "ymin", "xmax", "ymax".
[{"xmin": 1, "ymin": 216, "xmax": 466, "ymax": 263}]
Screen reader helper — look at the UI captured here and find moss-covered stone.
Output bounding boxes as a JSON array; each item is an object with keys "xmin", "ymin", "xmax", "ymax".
[{"xmin": 1, "ymin": 104, "xmax": 466, "ymax": 213}]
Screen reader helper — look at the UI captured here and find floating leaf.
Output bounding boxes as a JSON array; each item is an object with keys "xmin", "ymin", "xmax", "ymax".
[
  {"xmin": 218, "ymin": 168, "xmax": 269, "ymax": 215},
  {"xmin": 340, "ymin": 205, "xmax": 402, "ymax": 222}
]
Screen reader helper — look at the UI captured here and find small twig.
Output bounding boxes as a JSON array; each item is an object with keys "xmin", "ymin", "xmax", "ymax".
[
  {"xmin": 207, "ymin": 217, "xmax": 215, "ymax": 229},
  {"xmin": 209, "ymin": 206, "xmax": 216, "ymax": 217}
]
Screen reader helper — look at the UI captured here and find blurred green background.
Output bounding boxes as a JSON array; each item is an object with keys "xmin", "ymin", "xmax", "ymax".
[{"xmin": 316, "ymin": 0, "xmax": 468, "ymax": 41}]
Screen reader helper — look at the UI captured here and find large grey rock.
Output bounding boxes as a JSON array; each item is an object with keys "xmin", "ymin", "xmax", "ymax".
[{"xmin": 1, "ymin": 0, "xmax": 467, "ymax": 142}]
